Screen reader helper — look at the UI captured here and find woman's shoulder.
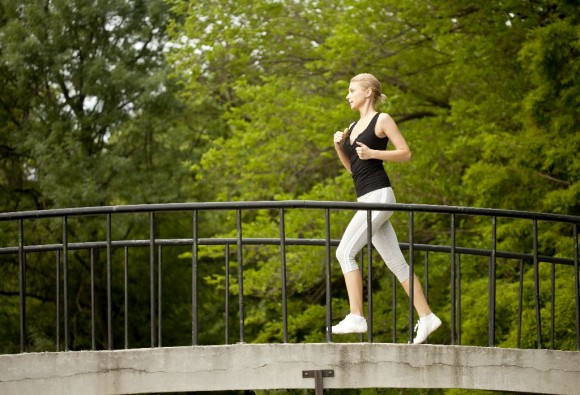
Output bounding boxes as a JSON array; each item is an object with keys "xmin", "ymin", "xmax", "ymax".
[
  {"xmin": 375, "ymin": 113, "xmax": 398, "ymax": 138},
  {"xmin": 377, "ymin": 112, "xmax": 397, "ymax": 127},
  {"xmin": 377, "ymin": 112, "xmax": 393, "ymax": 121}
]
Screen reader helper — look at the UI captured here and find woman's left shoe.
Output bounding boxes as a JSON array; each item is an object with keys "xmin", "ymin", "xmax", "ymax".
[{"xmin": 413, "ymin": 314, "xmax": 442, "ymax": 344}]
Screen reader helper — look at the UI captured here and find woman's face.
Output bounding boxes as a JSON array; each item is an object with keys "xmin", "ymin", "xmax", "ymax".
[{"xmin": 346, "ymin": 82, "xmax": 368, "ymax": 110}]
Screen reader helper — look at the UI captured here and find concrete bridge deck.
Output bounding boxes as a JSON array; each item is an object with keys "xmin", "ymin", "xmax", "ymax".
[{"xmin": 1, "ymin": 343, "xmax": 579, "ymax": 394}]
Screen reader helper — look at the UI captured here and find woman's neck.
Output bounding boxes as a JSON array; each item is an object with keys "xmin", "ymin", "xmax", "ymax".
[{"xmin": 358, "ymin": 102, "xmax": 376, "ymax": 119}]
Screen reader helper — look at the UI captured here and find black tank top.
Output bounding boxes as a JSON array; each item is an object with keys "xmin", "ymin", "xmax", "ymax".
[{"xmin": 343, "ymin": 112, "xmax": 391, "ymax": 197}]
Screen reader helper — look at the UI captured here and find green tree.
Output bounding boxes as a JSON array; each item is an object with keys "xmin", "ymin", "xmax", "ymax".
[{"xmin": 0, "ymin": 0, "xmax": 206, "ymax": 352}]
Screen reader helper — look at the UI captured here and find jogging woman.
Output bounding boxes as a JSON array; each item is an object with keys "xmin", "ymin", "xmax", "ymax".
[{"xmin": 332, "ymin": 73, "xmax": 441, "ymax": 344}]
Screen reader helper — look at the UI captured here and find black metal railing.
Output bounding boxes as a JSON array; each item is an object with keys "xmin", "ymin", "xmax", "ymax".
[{"xmin": 0, "ymin": 201, "xmax": 578, "ymax": 353}]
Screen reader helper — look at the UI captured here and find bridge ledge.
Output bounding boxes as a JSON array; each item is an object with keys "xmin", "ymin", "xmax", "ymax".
[{"xmin": 1, "ymin": 343, "xmax": 578, "ymax": 395}]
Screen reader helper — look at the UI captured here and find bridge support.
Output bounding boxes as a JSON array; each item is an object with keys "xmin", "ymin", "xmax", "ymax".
[{"xmin": 303, "ymin": 369, "xmax": 334, "ymax": 395}]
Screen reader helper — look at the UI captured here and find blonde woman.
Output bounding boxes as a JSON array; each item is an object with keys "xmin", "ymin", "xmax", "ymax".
[{"xmin": 332, "ymin": 73, "xmax": 441, "ymax": 344}]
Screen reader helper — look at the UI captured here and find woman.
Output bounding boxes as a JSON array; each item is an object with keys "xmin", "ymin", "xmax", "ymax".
[{"xmin": 332, "ymin": 73, "xmax": 441, "ymax": 344}]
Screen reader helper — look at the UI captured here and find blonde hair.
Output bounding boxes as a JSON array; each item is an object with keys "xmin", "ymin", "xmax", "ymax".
[{"xmin": 351, "ymin": 73, "xmax": 387, "ymax": 105}]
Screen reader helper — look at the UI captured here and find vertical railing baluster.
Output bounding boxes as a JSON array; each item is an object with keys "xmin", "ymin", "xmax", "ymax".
[
  {"xmin": 192, "ymin": 210, "xmax": 198, "ymax": 346},
  {"xmin": 450, "ymin": 213, "xmax": 456, "ymax": 345},
  {"xmin": 237, "ymin": 209, "xmax": 245, "ymax": 343},
  {"xmin": 574, "ymin": 223, "xmax": 579, "ymax": 351},
  {"xmin": 56, "ymin": 250, "xmax": 60, "ymax": 352},
  {"xmin": 457, "ymin": 254, "xmax": 462, "ymax": 345},
  {"xmin": 359, "ymin": 249, "xmax": 364, "ymax": 343},
  {"xmin": 517, "ymin": 259, "xmax": 524, "ymax": 349},
  {"xmin": 225, "ymin": 244, "xmax": 230, "ymax": 345},
  {"xmin": 489, "ymin": 216, "xmax": 497, "ymax": 347},
  {"xmin": 424, "ymin": 251, "xmax": 429, "ymax": 302},
  {"xmin": 149, "ymin": 212, "xmax": 156, "ymax": 348},
  {"xmin": 18, "ymin": 219, "xmax": 26, "ymax": 353},
  {"xmin": 90, "ymin": 248, "xmax": 96, "ymax": 350},
  {"xmin": 106, "ymin": 214, "xmax": 113, "ymax": 350},
  {"xmin": 533, "ymin": 219, "xmax": 542, "ymax": 349},
  {"xmin": 408, "ymin": 211, "xmax": 414, "ymax": 343},
  {"xmin": 279, "ymin": 208, "xmax": 288, "ymax": 343},
  {"xmin": 392, "ymin": 273, "xmax": 397, "ymax": 343},
  {"xmin": 550, "ymin": 261, "xmax": 555, "ymax": 350},
  {"xmin": 63, "ymin": 216, "xmax": 69, "ymax": 351},
  {"xmin": 325, "ymin": 208, "xmax": 332, "ymax": 343},
  {"xmin": 366, "ymin": 210, "xmax": 373, "ymax": 343},
  {"xmin": 124, "ymin": 246, "xmax": 128, "ymax": 350},
  {"xmin": 158, "ymin": 245, "xmax": 163, "ymax": 348}
]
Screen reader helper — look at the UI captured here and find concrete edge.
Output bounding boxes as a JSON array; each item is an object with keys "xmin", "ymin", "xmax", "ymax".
[{"xmin": 1, "ymin": 343, "xmax": 579, "ymax": 394}]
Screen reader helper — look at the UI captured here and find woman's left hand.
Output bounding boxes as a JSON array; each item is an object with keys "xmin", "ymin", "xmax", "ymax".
[{"xmin": 355, "ymin": 142, "xmax": 374, "ymax": 160}]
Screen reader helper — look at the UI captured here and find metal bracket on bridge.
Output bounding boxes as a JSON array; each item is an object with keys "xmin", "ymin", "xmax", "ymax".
[{"xmin": 302, "ymin": 369, "xmax": 334, "ymax": 395}]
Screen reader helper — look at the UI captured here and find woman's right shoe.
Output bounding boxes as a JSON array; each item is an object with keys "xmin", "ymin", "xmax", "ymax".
[{"xmin": 331, "ymin": 313, "xmax": 368, "ymax": 334}]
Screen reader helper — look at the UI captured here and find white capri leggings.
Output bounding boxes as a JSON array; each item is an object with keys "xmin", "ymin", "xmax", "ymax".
[{"xmin": 336, "ymin": 187, "xmax": 410, "ymax": 283}]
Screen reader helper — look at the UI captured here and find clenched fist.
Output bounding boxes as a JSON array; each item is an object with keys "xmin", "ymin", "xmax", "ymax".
[
  {"xmin": 355, "ymin": 142, "xmax": 374, "ymax": 160},
  {"xmin": 334, "ymin": 128, "xmax": 348, "ymax": 147}
]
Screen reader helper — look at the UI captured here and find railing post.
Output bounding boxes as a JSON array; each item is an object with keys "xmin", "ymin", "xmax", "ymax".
[
  {"xmin": 550, "ymin": 261, "xmax": 555, "ymax": 350},
  {"xmin": 457, "ymin": 254, "xmax": 462, "ymax": 345},
  {"xmin": 90, "ymin": 248, "xmax": 97, "ymax": 350},
  {"xmin": 18, "ymin": 219, "xmax": 26, "ymax": 353},
  {"xmin": 149, "ymin": 212, "xmax": 156, "ymax": 348},
  {"xmin": 62, "ymin": 216, "xmax": 69, "ymax": 351},
  {"xmin": 56, "ymin": 250, "xmax": 60, "ymax": 351},
  {"xmin": 408, "ymin": 211, "xmax": 414, "ymax": 343},
  {"xmin": 366, "ymin": 210, "xmax": 373, "ymax": 342},
  {"xmin": 236, "ymin": 209, "xmax": 245, "ymax": 343},
  {"xmin": 90, "ymin": 248, "xmax": 96, "ymax": 350},
  {"xmin": 517, "ymin": 259, "xmax": 524, "ymax": 349},
  {"xmin": 324, "ymin": 208, "xmax": 332, "ymax": 343},
  {"xmin": 192, "ymin": 210, "xmax": 198, "ymax": 346},
  {"xmin": 280, "ymin": 208, "xmax": 288, "ymax": 343},
  {"xmin": 574, "ymin": 223, "xmax": 579, "ymax": 351},
  {"xmin": 450, "ymin": 213, "xmax": 456, "ymax": 345},
  {"xmin": 533, "ymin": 219, "xmax": 542, "ymax": 349},
  {"xmin": 124, "ymin": 246, "xmax": 129, "ymax": 350},
  {"xmin": 424, "ymin": 251, "xmax": 429, "ymax": 303},
  {"xmin": 106, "ymin": 214, "xmax": 113, "ymax": 350},
  {"xmin": 158, "ymin": 245, "xmax": 163, "ymax": 347},
  {"xmin": 488, "ymin": 216, "xmax": 497, "ymax": 347},
  {"xmin": 392, "ymin": 273, "xmax": 397, "ymax": 343},
  {"xmin": 225, "ymin": 244, "xmax": 230, "ymax": 344}
]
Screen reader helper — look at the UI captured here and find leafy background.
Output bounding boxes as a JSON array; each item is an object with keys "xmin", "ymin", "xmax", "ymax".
[{"xmin": 0, "ymin": 1, "xmax": 578, "ymax": 394}]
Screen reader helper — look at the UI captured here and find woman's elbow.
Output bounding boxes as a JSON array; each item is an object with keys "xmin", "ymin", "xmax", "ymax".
[{"xmin": 403, "ymin": 149, "xmax": 412, "ymax": 162}]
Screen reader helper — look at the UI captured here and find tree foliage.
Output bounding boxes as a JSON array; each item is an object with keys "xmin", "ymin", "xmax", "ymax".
[
  {"xmin": 0, "ymin": 4, "xmax": 578, "ymax": 393},
  {"xmin": 0, "ymin": 0, "xmax": 204, "ymax": 351},
  {"xmin": 166, "ymin": 0, "xmax": 579, "ymax": 356}
]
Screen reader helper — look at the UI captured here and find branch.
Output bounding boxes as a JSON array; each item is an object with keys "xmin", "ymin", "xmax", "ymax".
[
  {"xmin": 394, "ymin": 111, "xmax": 436, "ymax": 123},
  {"xmin": 536, "ymin": 172, "xmax": 571, "ymax": 186}
]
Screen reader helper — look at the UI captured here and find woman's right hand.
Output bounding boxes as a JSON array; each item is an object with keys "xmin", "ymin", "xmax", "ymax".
[{"xmin": 334, "ymin": 128, "xmax": 348, "ymax": 148}]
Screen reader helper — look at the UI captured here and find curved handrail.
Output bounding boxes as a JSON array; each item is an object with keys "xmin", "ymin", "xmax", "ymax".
[{"xmin": 1, "ymin": 200, "xmax": 579, "ymax": 223}]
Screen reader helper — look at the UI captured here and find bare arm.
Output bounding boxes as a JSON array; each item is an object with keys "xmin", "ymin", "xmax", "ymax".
[
  {"xmin": 355, "ymin": 113, "xmax": 411, "ymax": 162},
  {"xmin": 334, "ymin": 127, "xmax": 352, "ymax": 173}
]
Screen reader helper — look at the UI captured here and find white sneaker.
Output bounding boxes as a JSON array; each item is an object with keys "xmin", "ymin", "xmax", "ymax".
[
  {"xmin": 332, "ymin": 313, "xmax": 367, "ymax": 334},
  {"xmin": 413, "ymin": 314, "xmax": 442, "ymax": 344}
]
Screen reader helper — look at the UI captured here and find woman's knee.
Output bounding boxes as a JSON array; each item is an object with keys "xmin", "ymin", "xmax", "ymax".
[
  {"xmin": 336, "ymin": 243, "xmax": 358, "ymax": 273},
  {"xmin": 386, "ymin": 259, "xmax": 409, "ymax": 283}
]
